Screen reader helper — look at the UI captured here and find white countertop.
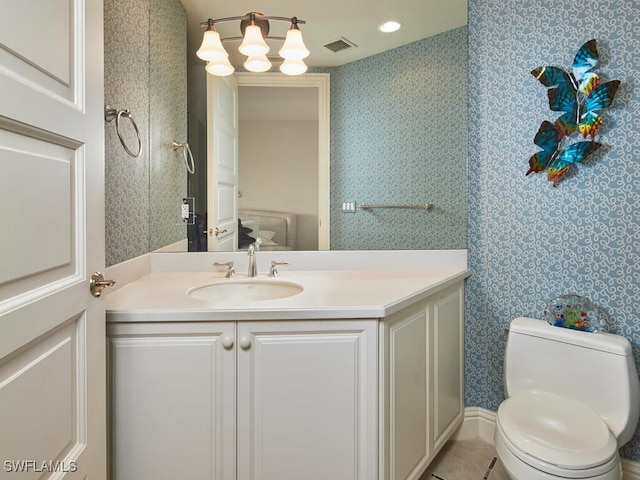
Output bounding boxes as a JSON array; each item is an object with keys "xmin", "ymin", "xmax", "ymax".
[{"xmin": 105, "ymin": 268, "xmax": 470, "ymax": 322}]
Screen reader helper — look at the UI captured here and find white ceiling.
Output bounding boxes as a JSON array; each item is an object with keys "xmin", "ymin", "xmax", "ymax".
[{"xmin": 179, "ymin": 0, "xmax": 468, "ymax": 69}]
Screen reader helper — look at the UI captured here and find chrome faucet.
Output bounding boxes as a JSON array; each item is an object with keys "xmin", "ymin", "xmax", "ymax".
[
  {"xmin": 213, "ymin": 261, "xmax": 236, "ymax": 278},
  {"xmin": 247, "ymin": 243, "xmax": 257, "ymax": 277}
]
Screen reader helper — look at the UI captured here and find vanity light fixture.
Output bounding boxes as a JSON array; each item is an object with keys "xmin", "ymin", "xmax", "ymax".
[
  {"xmin": 197, "ymin": 12, "xmax": 309, "ymax": 76},
  {"xmin": 377, "ymin": 20, "xmax": 403, "ymax": 33}
]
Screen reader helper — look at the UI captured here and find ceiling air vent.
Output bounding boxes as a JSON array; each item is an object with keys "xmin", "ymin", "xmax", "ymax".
[{"xmin": 323, "ymin": 37, "xmax": 357, "ymax": 53}]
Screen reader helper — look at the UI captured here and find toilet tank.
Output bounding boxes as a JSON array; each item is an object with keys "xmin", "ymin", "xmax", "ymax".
[{"xmin": 505, "ymin": 317, "xmax": 640, "ymax": 446}]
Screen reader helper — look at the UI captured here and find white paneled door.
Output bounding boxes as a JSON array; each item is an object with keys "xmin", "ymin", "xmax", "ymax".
[
  {"xmin": 0, "ymin": 0, "xmax": 106, "ymax": 478},
  {"xmin": 207, "ymin": 74, "xmax": 238, "ymax": 251}
]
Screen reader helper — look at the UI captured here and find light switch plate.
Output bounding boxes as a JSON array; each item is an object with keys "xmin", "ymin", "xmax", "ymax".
[
  {"xmin": 342, "ymin": 201, "xmax": 356, "ymax": 213},
  {"xmin": 181, "ymin": 197, "xmax": 195, "ymax": 225}
]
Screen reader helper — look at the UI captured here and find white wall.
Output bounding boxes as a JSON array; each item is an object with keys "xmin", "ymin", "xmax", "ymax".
[{"xmin": 239, "ymin": 119, "xmax": 319, "ymax": 250}]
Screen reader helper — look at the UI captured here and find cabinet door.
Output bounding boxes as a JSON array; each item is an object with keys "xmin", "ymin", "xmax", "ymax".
[
  {"xmin": 432, "ymin": 284, "xmax": 464, "ymax": 451},
  {"xmin": 380, "ymin": 282, "xmax": 465, "ymax": 480},
  {"xmin": 381, "ymin": 300, "xmax": 431, "ymax": 480},
  {"xmin": 237, "ymin": 320, "xmax": 378, "ymax": 480},
  {"xmin": 108, "ymin": 322, "xmax": 236, "ymax": 480}
]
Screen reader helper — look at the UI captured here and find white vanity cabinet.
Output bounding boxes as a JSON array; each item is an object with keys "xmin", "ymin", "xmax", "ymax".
[
  {"xmin": 107, "ymin": 279, "xmax": 465, "ymax": 480},
  {"xmin": 379, "ymin": 283, "xmax": 464, "ymax": 480},
  {"xmin": 108, "ymin": 319, "xmax": 378, "ymax": 480}
]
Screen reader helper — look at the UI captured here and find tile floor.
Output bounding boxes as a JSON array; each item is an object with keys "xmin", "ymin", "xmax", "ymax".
[{"xmin": 419, "ymin": 439, "xmax": 510, "ymax": 480}]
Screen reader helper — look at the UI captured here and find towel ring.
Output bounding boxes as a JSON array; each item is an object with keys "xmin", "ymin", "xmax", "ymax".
[
  {"xmin": 105, "ymin": 105, "xmax": 142, "ymax": 158},
  {"xmin": 172, "ymin": 140, "xmax": 195, "ymax": 174}
]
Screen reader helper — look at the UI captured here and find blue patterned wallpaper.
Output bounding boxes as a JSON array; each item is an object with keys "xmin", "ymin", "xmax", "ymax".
[
  {"xmin": 329, "ymin": 27, "xmax": 468, "ymax": 250},
  {"xmin": 466, "ymin": 0, "xmax": 640, "ymax": 461},
  {"xmin": 149, "ymin": 0, "xmax": 188, "ymax": 252},
  {"xmin": 104, "ymin": 0, "xmax": 187, "ymax": 266},
  {"xmin": 104, "ymin": 0, "xmax": 150, "ymax": 266}
]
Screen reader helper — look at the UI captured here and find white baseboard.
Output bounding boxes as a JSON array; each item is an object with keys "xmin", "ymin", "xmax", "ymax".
[
  {"xmin": 452, "ymin": 407, "xmax": 496, "ymax": 443},
  {"xmin": 455, "ymin": 407, "xmax": 640, "ymax": 480}
]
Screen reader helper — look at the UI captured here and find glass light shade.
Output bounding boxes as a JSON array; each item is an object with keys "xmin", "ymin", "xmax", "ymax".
[
  {"xmin": 205, "ymin": 59, "xmax": 234, "ymax": 76},
  {"xmin": 278, "ymin": 28, "xmax": 309, "ymax": 59},
  {"xmin": 279, "ymin": 58, "xmax": 307, "ymax": 76},
  {"xmin": 196, "ymin": 29, "xmax": 228, "ymax": 61},
  {"xmin": 244, "ymin": 54, "xmax": 272, "ymax": 73},
  {"xmin": 238, "ymin": 24, "xmax": 270, "ymax": 56}
]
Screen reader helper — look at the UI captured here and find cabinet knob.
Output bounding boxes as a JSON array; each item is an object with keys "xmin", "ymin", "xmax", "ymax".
[
  {"xmin": 221, "ymin": 336, "xmax": 234, "ymax": 349},
  {"xmin": 239, "ymin": 337, "xmax": 251, "ymax": 349}
]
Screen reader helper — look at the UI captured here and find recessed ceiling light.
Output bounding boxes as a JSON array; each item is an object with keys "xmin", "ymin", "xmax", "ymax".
[{"xmin": 378, "ymin": 21, "xmax": 402, "ymax": 33}]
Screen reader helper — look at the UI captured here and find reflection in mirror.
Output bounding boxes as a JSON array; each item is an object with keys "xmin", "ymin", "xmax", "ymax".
[
  {"xmin": 185, "ymin": 26, "xmax": 469, "ymax": 253},
  {"xmin": 237, "ymin": 86, "xmax": 319, "ymax": 251},
  {"xmin": 104, "ymin": 0, "xmax": 188, "ymax": 266},
  {"xmin": 329, "ymin": 26, "xmax": 468, "ymax": 251},
  {"xmin": 187, "ymin": 73, "xmax": 329, "ymax": 253},
  {"xmin": 104, "ymin": 0, "xmax": 468, "ymax": 265}
]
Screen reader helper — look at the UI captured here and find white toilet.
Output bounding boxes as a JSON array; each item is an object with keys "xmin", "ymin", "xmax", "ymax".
[{"xmin": 494, "ymin": 317, "xmax": 640, "ymax": 480}]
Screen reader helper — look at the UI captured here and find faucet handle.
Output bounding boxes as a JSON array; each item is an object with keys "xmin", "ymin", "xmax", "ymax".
[
  {"xmin": 214, "ymin": 261, "xmax": 236, "ymax": 278},
  {"xmin": 268, "ymin": 261, "xmax": 290, "ymax": 278}
]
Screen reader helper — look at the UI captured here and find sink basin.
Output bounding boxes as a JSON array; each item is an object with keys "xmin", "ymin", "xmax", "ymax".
[{"xmin": 188, "ymin": 280, "xmax": 303, "ymax": 302}]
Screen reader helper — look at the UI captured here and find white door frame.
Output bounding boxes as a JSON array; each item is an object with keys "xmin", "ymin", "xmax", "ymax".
[{"xmin": 234, "ymin": 73, "xmax": 330, "ymax": 250}]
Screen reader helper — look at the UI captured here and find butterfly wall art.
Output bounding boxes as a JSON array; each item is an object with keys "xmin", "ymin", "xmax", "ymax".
[
  {"xmin": 527, "ymin": 120, "xmax": 602, "ymax": 187},
  {"xmin": 527, "ymin": 39, "xmax": 620, "ymax": 186}
]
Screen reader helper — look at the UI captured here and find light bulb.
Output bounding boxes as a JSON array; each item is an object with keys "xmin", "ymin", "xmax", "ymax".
[
  {"xmin": 239, "ymin": 24, "xmax": 270, "ymax": 56},
  {"xmin": 196, "ymin": 28, "xmax": 228, "ymax": 62},
  {"xmin": 205, "ymin": 59, "xmax": 234, "ymax": 76},
  {"xmin": 378, "ymin": 21, "xmax": 403, "ymax": 33},
  {"xmin": 244, "ymin": 55, "xmax": 272, "ymax": 73},
  {"xmin": 279, "ymin": 28, "xmax": 309, "ymax": 59},
  {"xmin": 280, "ymin": 58, "xmax": 307, "ymax": 76}
]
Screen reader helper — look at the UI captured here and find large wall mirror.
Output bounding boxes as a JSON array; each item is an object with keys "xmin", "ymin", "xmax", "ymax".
[{"xmin": 104, "ymin": 0, "xmax": 468, "ymax": 266}]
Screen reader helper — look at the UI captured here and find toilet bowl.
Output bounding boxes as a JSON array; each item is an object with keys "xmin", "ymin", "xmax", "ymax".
[
  {"xmin": 494, "ymin": 318, "xmax": 639, "ymax": 480},
  {"xmin": 495, "ymin": 390, "xmax": 621, "ymax": 479}
]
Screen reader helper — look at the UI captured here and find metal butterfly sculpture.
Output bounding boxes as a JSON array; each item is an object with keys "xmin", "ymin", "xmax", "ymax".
[
  {"xmin": 527, "ymin": 120, "xmax": 602, "ymax": 187},
  {"xmin": 527, "ymin": 39, "xmax": 620, "ymax": 186}
]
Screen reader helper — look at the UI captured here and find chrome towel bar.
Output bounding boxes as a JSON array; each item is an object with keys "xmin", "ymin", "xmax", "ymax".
[{"xmin": 360, "ymin": 203, "xmax": 434, "ymax": 211}]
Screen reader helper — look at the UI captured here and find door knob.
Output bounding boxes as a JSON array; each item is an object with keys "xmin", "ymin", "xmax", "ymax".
[
  {"xmin": 210, "ymin": 227, "xmax": 228, "ymax": 237},
  {"xmin": 239, "ymin": 337, "xmax": 251, "ymax": 349},
  {"xmin": 221, "ymin": 336, "xmax": 234, "ymax": 349},
  {"xmin": 90, "ymin": 272, "xmax": 116, "ymax": 297}
]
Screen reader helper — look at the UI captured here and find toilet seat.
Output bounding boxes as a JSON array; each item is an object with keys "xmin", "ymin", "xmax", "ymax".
[{"xmin": 497, "ymin": 389, "xmax": 618, "ymax": 476}]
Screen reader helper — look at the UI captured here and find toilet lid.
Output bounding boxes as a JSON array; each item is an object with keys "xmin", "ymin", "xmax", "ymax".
[{"xmin": 497, "ymin": 390, "xmax": 617, "ymax": 470}]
